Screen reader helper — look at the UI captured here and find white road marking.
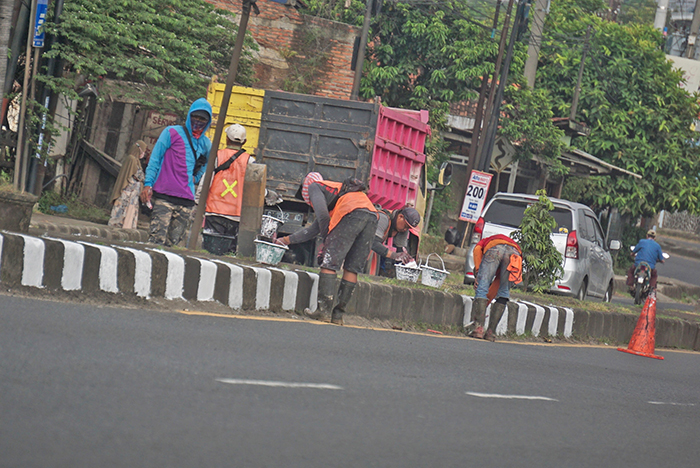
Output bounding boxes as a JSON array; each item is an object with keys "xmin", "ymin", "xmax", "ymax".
[
  {"xmin": 563, "ymin": 307, "xmax": 574, "ymax": 338},
  {"xmin": 515, "ymin": 301, "xmax": 529, "ymax": 335},
  {"xmin": 251, "ymin": 267, "xmax": 271, "ymax": 310},
  {"xmin": 216, "ymin": 378, "xmax": 343, "ymax": 390},
  {"xmin": 21, "ymin": 235, "xmax": 45, "ymax": 288},
  {"xmin": 648, "ymin": 401, "xmax": 696, "ymax": 406},
  {"xmin": 466, "ymin": 391, "xmax": 558, "ymax": 401}
]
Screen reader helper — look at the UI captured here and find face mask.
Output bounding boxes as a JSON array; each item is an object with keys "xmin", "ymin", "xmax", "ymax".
[{"xmin": 191, "ymin": 118, "xmax": 207, "ymax": 133}]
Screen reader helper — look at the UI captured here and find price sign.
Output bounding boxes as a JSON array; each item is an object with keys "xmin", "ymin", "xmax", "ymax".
[{"xmin": 459, "ymin": 170, "xmax": 492, "ymax": 222}]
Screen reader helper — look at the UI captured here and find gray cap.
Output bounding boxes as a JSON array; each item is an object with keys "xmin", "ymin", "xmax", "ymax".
[
  {"xmin": 647, "ymin": 229, "xmax": 656, "ymax": 238},
  {"xmin": 401, "ymin": 207, "xmax": 421, "ymax": 228}
]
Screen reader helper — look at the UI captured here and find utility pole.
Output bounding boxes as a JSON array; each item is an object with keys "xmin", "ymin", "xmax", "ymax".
[
  {"xmin": 523, "ymin": 0, "xmax": 548, "ymax": 88},
  {"xmin": 569, "ymin": 25, "xmax": 592, "ymax": 122},
  {"xmin": 350, "ymin": 0, "xmax": 373, "ymax": 100},
  {"xmin": 478, "ymin": 0, "xmax": 529, "ymax": 174},
  {"xmin": 687, "ymin": 2, "xmax": 700, "ymax": 58},
  {"xmin": 187, "ymin": 0, "xmax": 256, "ymax": 250},
  {"xmin": 14, "ymin": 0, "xmax": 37, "ymax": 192}
]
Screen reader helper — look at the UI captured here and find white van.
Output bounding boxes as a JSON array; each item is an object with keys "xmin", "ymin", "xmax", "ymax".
[{"xmin": 464, "ymin": 193, "xmax": 620, "ymax": 301}]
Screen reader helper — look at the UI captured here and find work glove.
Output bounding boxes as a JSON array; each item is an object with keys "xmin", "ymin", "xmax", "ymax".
[{"xmin": 265, "ymin": 189, "xmax": 283, "ymax": 206}]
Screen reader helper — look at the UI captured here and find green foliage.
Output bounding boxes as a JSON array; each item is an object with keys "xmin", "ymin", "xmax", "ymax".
[
  {"xmin": 539, "ymin": 0, "xmax": 700, "ymax": 217},
  {"xmin": 42, "ymin": 0, "xmax": 257, "ymax": 115},
  {"xmin": 300, "ymin": 0, "xmax": 367, "ymax": 26},
  {"xmin": 511, "ymin": 190, "xmax": 563, "ymax": 293},
  {"xmin": 37, "ymin": 191, "xmax": 110, "ymax": 224},
  {"xmin": 617, "ymin": 0, "xmax": 657, "ymax": 25}
]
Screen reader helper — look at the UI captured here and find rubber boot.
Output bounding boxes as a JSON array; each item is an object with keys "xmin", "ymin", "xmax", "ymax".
[
  {"xmin": 485, "ymin": 300, "xmax": 507, "ymax": 342},
  {"xmin": 307, "ymin": 272, "xmax": 336, "ymax": 322},
  {"xmin": 331, "ymin": 279, "xmax": 355, "ymax": 325},
  {"xmin": 468, "ymin": 298, "xmax": 489, "ymax": 339}
]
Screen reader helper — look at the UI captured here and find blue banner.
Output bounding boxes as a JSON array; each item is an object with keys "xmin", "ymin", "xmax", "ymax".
[{"xmin": 33, "ymin": 0, "xmax": 49, "ymax": 48}]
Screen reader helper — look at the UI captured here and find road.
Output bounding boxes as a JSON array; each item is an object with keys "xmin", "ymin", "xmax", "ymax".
[
  {"xmin": 658, "ymin": 253, "xmax": 700, "ymax": 288},
  {"xmin": 2, "ymin": 295, "xmax": 698, "ymax": 467}
]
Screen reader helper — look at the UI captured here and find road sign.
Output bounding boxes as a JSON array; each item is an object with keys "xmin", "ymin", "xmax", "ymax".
[
  {"xmin": 33, "ymin": 0, "xmax": 49, "ymax": 48},
  {"xmin": 459, "ymin": 170, "xmax": 493, "ymax": 222}
]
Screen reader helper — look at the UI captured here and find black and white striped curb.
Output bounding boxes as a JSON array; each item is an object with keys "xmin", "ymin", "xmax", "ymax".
[{"xmin": 2, "ymin": 231, "xmax": 698, "ymax": 349}]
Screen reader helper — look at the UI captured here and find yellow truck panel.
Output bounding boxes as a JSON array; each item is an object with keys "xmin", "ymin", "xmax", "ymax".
[{"xmin": 206, "ymin": 83, "xmax": 265, "ymax": 152}]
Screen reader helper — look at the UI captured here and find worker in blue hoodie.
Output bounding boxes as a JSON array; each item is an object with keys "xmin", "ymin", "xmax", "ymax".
[{"xmin": 140, "ymin": 98, "xmax": 213, "ymax": 246}]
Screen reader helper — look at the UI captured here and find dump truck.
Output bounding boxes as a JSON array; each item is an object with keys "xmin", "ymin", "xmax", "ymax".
[{"xmin": 206, "ymin": 84, "xmax": 431, "ymax": 267}]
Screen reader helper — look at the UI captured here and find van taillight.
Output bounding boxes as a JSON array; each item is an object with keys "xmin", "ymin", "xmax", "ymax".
[
  {"xmin": 566, "ymin": 230, "xmax": 578, "ymax": 259},
  {"xmin": 471, "ymin": 217, "xmax": 484, "ymax": 244}
]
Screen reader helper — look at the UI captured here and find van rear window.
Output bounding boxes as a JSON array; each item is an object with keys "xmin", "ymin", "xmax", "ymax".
[{"xmin": 483, "ymin": 200, "xmax": 573, "ymax": 233}]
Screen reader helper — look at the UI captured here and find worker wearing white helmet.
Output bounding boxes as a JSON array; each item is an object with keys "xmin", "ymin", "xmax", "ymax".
[{"xmin": 202, "ymin": 124, "xmax": 255, "ymax": 254}]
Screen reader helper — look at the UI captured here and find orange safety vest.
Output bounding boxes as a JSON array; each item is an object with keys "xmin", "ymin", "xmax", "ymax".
[
  {"xmin": 318, "ymin": 181, "xmax": 377, "ymax": 233},
  {"xmin": 205, "ymin": 148, "xmax": 250, "ymax": 218}
]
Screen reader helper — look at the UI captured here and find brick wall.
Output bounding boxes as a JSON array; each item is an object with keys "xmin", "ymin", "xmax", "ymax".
[{"xmin": 208, "ymin": 0, "xmax": 358, "ymax": 100}]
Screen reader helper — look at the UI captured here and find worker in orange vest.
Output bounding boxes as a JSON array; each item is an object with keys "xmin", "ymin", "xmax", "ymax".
[
  {"xmin": 276, "ymin": 173, "xmax": 378, "ymax": 325},
  {"xmin": 203, "ymin": 124, "xmax": 254, "ymax": 254},
  {"xmin": 470, "ymin": 234, "xmax": 523, "ymax": 342}
]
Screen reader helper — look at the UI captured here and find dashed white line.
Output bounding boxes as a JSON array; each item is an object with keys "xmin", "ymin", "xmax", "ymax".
[
  {"xmin": 648, "ymin": 401, "xmax": 695, "ymax": 406},
  {"xmin": 466, "ymin": 391, "xmax": 558, "ymax": 401},
  {"xmin": 217, "ymin": 378, "xmax": 343, "ymax": 390}
]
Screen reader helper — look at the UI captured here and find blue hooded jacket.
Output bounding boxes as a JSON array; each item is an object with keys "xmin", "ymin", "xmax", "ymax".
[{"xmin": 145, "ymin": 98, "xmax": 213, "ymax": 201}]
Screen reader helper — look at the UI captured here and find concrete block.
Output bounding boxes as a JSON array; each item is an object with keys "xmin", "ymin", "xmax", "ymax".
[
  {"xmin": 148, "ymin": 251, "xmax": 169, "ymax": 298},
  {"xmin": 571, "ymin": 310, "xmax": 590, "ymax": 338},
  {"xmin": 388, "ymin": 285, "xmax": 412, "ymax": 322},
  {"xmin": 267, "ymin": 269, "xmax": 286, "ymax": 313},
  {"xmin": 0, "ymin": 233, "xmax": 24, "ymax": 286},
  {"xmin": 41, "ymin": 238, "xmax": 65, "ymax": 290},
  {"xmin": 294, "ymin": 270, "xmax": 315, "ymax": 312},
  {"xmin": 80, "ymin": 244, "xmax": 102, "ymax": 292},
  {"xmin": 587, "ymin": 312, "xmax": 606, "ymax": 339},
  {"xmin": 213, "ymin": 261, "xmax": 233, "ymax": 306},
  {"xmin": 427, "ymin": 290, "xmax": 447, "ymax": 324},
  {"xmin": 367, "ymin": 283, "xmax": 394, "ymax": 320},
  {"xmin": 182, "ymin": 257, "xmax": 201, "ymax": 301},
  {"xmin": 116, "ymin": 249, "xmax": 136, "ymax": 295},
  {"xmin": 656, "ymin": 319, "xmax": 684, "ymax": 348},
  {"xmin": 348, "ymin": 280, "xmax": 371, "ymax": 317},
  {"xmin": 609, "ymin": 313, "xmax": 636, "ymax": 344},
  {"xmin": 506, "ymin": 302, "xmax": 518, "ymax": 333},
  {"xmin": 241, "ymin": 265, "xmax": 258, "ymax": 310},
  {"xmin": 680, "ymin": 322, "xmax": 699, "ymax": 350}
]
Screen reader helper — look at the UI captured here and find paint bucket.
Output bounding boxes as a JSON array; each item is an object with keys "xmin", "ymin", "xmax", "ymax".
[
  {"xmin": 260, "ymin": 206, "xmax": 285, "ymax": 238},
  {"xmin": 420, "ymin": 253, "xmax": 449, "ymax": 288},
  {"xmin": 395, "ymin": 263, "xmax": 421, "ymax": 283},
  {"xmin": 254, "ymin": 239, "xmax": 288, "ymax": 265},
  {"xmin": 202, "ymin": 232, "xmax": 236, "ymax": 255}
]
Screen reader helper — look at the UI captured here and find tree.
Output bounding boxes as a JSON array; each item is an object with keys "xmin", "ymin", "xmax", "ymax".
[
  {"xmin": 0, "ymin": 0, "xmax": 13, "ymax": 108},
  {"xmin": 538, "ymin": 0, "xmax": 700, "ymax": 217},
  {"xmin": 42, "ymin": 0, "xmax": 257, "ymax": 115},
  {"xmin": 511, "ymin": 190, "xmax": 563, "ymax": 293}
]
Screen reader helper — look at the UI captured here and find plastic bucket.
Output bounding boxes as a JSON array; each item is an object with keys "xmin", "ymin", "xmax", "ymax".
[
  {"xmin": 395, "ymin": 264, "xmax": 421, "ymax": 283},
  {"xmin": 260, "ymin": 206, "xmax": 284, "ymax": 238},
  {"xmin": 420, "ymin": 253, "xmax": 449, "ymax": 288},
  {"xmin": 254, "ymin": 239, "xmax": 288, "ymax": 265},
  {"xmin": 202, "ymin": 232, "xmax": 236, "ymax": 255}
]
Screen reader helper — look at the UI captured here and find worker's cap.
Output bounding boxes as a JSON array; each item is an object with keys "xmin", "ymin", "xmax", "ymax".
[
  {"xmin": 400, "ymin": 207, "xmax": 421, "ymax": 236},
  {"xmin": 647, "ymin": 229, "xmax": 656, "ymax": 238},
  {"xmin": 190, "ymin": 110, "xmax": 210, "ymax": 121},
  {"xmin": 225, "ymin": 124, "xmax": 246, "ymax": 143},
  {"xmin": 301, "ymin": 172, "xmax": 324, "ymax": 204}
]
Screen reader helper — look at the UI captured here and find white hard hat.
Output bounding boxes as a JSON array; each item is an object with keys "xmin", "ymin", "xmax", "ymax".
[{"xmin": 225, "ymin": 124, "xmax": 246, "ymax": 143}]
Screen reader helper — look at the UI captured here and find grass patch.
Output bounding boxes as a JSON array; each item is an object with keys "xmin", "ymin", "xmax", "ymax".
[{"xmin": 36, "ymin": 191, "xmax": 109, "ymax": 224}]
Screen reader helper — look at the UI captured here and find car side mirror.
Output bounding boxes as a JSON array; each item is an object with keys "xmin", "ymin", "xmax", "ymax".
[
  {"xmin": 609, "ymin": 240, "xmax": 621, "ymax": 251},
  {"xmin": 438, "ymin": 161, "xmax": 453, "ymax": 186}
]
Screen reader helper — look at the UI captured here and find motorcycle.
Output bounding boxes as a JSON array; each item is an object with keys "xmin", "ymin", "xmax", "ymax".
[{"xmin": 629, "ymin": 246, "xmax": 670, "ymax": 305}]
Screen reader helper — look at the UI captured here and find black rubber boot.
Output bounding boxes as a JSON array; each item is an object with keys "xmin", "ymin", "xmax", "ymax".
[
  {"xmin": 330, "ymin": 279, "xmax": 355, "ymax": 325},
  {"xmin": 468, "ymin": 298, "xmax": 489, "ymax": 338},
  {"xmin": 485, "ymin": 300, "xmax": 507, "ymax": 342},
  {"xmin": 308, "ymin": 272, "xmax": 336, "ymax": 322}
]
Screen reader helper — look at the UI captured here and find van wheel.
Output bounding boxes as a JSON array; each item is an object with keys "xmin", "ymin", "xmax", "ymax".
[
  {"xmin": 604, "ymin": 281, "xmax": 613, "ymax": 303},
  {"xmin": 577, "ymin": 279, "xmax": 588, "ymax": 301}
]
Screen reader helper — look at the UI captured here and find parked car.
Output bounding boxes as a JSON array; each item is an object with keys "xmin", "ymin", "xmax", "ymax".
[{"xmin": 463, "ymin": 193, "xmax": 621, "ymax": 301}]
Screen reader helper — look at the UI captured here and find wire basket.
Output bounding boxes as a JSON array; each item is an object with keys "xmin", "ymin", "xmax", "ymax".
[
  {"xmin": 395, "ymin": 262, "xmax": 421, "ymax": 283},
  {"xmin": 254, "ymin": 239, "xmax": 288, "ymax": 265},
  {"xmin": 260, "ymin": 206, "xmax": 285, "ymax": 238},
  {"xmin": 420, "ymin": 253, "xmax": 449, "ymax": 288}
]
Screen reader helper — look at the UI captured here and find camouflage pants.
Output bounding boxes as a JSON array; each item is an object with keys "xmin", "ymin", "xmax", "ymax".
[{"xmin": 148, "ymin": 199, "xmax": 193, "ymax": 247}]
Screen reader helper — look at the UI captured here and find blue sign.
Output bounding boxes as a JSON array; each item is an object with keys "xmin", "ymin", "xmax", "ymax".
[{"xmin": 33, "ymin": 0, "xmax": 49, "ymax": 48}]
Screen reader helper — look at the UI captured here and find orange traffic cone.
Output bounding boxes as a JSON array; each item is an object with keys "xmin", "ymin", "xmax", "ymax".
[{"xmin": 618, "ymin": 292, "xmax": 664, "ymax": 360}]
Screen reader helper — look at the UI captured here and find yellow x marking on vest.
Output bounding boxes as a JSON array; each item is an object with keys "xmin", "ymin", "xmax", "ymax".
[{"xmin": 221, "ymin": 179, "xmax": 238, "ymax": 198}]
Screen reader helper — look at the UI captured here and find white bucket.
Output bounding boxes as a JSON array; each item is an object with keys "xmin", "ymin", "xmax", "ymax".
[
  {"xmin": 254, "ymin": 239, "xmax": 288, "ymax": 265},
  {"xmin": 395, "ymin": 263, "xmax": 421, "ymax": 283},
  {"xmin": 260, "ymin": 206, "xmax": 284, "ymax": 238},
  {"xmin": 420, "ymin": 253, "xmax": 449, "ymax": 288}
]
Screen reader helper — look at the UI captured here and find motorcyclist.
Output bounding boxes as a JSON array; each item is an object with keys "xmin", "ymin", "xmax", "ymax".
[{"xmin": 626, "ymin": 229, "xmax": 665, "ymax": 294}]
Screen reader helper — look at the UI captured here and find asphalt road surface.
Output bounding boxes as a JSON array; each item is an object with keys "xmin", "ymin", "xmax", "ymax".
[
  {"xmin": 658, "ymin": 253, "xmax": 700, "ymax": 288},
  {"xmin": 2, "ymin": 295, "xmax": 698, "ymax": 468}
]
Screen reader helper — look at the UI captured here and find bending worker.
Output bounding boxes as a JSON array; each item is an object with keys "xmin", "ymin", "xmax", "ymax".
[
  {"xmin": 470, "ymin": 234, "xmax": 522, "ymax": 342},
  {"xmin": 202, "ymin": 124, "xmax": 253, "ymax": 254},
  {"xmin": 371, "ymin": 206, "xmax": 421, "ymax": 272},
  {"xmin": 275, "ymin": 172, "xmax": 378, "ymax": 325}
]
